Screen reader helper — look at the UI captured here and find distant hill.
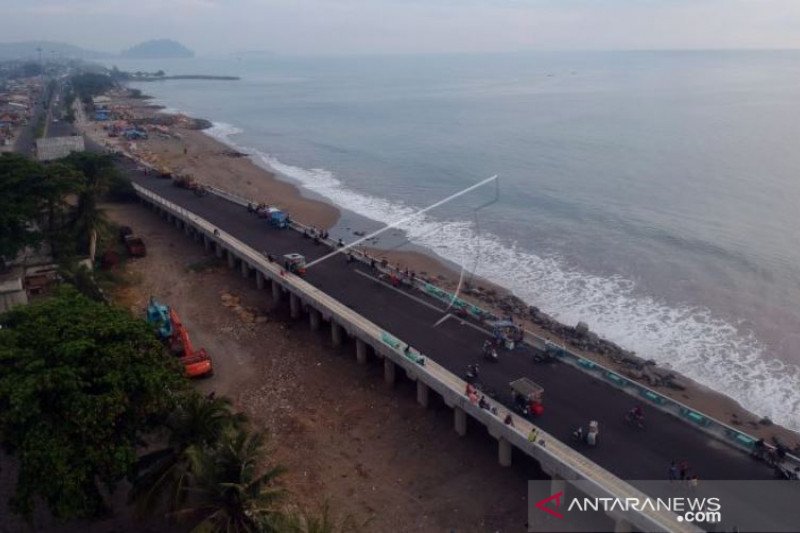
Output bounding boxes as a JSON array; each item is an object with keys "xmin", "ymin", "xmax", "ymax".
[
  {"xmin": 0, "ymin": 41, "xmax": 108, "ymax": 60},
  {"xmin": 121, "ymin": 39, "xmax": 194, "ymax": 59}
]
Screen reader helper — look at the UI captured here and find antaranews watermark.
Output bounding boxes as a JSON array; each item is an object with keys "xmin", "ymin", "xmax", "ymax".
[{"xmin": 528, "ymin": 480, "xmax": 800, "ymax": 532}]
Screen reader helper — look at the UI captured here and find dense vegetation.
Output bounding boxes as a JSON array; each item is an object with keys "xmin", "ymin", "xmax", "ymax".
[
  {"xmin": 0, "ymin": 288, "xmax": 352, "ymax": 530},
  {"xmin": 0, "ymin": 153, "xmax": 77, "ymax": 261},
  {"xmin": 0, "ymin": 287, "xmax": 185, "ymax": 519},
  {"xmin": 0, "ymin": 152, "xmax": 130, "ymax": 265},
  {"xmin": 0, "ymin": 150, "xmax": 354, "ymax": 531}
]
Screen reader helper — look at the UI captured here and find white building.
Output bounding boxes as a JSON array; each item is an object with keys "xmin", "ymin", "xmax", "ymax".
[{"xmin": 36, "ymin": 135, "xmax": 85, "ymax": 161}]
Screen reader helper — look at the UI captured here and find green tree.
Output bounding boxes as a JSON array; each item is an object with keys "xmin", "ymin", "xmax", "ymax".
[
  {"xmin": 0, "ymin": 154, "xmax": 78, "ymax": 262},
  {"xmin": 40, "ymin": 162, "xmax": 81, "ymax": 256},
  {"xmin": 131, "ymin": 393, "xmax": 246, "ymax": 515},
  {"xmin": 0, "ymin": 153, "xmax": 47, "ymax": 260},
  {"xmin": 0, "ymin": 287, "xmax": 186, "ymax": 520},
  {"xmin": 176, "ymin": 428, "xmax": 286, "ymax": 532},
  {"xmin": 64, "ymin": 152, "xmax": 117, "ymax": 263}
]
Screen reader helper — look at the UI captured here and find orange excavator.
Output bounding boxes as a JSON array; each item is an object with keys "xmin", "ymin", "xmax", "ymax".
[{"xmin": 168, "ymin": 308, "xmax": 214, "ymax": 378}]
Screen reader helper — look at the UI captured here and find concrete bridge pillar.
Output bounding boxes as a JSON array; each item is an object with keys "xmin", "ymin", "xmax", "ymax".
[
  {"xmin": 454, "ymin": 406, "xmax": 467, "ymax": 437},
  {"xmin": 271, "ymin": 280, "xmax": 282, "ymax": 303},
  {"xmin": 309, "ymin": 309, "xmax": 321, "ymax": 331},
  {"xmin": 241, "ymin": 260, "xmax": 249, "ymax": 279},
  {"xmin": 356, "ymin": 338, "xmax": 368, "ymax": 365},
  {"xmin": 613, "ymin": 519, "xmax": 632, "ymax": 533},
  {"xmin": 416, "ymin": 381, "xmax": 429, "ymax": 408},
  {"xmin": 215, "ymin": 242, "xmax": 224, "ymax": 259},
  {"xmin": 331, "ymin": 322, "xmax": 343, "ymax": 347},
  {"xmin": 255, "ymin": 271, "xmax": 265, "ymax": 290},
  {"xmin": 289, "ymin": 293, "xmax": 301, "ymax": 319},
  {"xmin": 498, "ymin": 437, "xmax": 512, "ymax": 467},
  {"xmin": 193, "ymin": 229, "xmax": 201, "ymax": 242},
  {"xmin": 203, "ymin": 235, "xmax": 211, "ymax": 252},
  {"xmin": 227, "ymin": 250, "xmax": 236, "ymax": 269},
  {"xmin": 174, "ymin": 217, "xmax": 182, "ymax": 229},
  {"xmin": 384, "ymin": 358, "xmax": 396, "ymax": 385}
]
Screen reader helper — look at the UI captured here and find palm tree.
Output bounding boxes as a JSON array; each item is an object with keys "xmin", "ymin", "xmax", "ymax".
[
  {"xmin": 177, "ymin": 427, "xmax": 286, "ymax": 533},
  {"xmin": 130, "ymin": 393, "xmax": 246, "ymax": 516}
]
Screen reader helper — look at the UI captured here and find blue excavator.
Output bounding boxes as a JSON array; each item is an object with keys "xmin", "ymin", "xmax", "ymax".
[{"xmin": 146, "ymin": 297, "xmax": 173, "ymax": 340}]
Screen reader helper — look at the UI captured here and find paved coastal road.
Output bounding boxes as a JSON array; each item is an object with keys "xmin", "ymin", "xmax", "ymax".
[{"xmin": 121, "ymin": 165, "xmax": 777, "ymax": 484}]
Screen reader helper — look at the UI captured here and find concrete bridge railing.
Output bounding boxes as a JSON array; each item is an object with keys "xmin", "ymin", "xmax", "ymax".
[{"xmin": 133, "ymin": 182, "xmax": 699, "ymax": 533}]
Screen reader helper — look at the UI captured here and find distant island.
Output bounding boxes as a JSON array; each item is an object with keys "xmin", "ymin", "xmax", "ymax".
[{"xmin": 121, "ymin": 39, "xmax": 194, "ymax": 59}]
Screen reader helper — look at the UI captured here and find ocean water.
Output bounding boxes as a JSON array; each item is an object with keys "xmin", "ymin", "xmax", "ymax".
[{"xmin": 110, "ymin": 51, "xmax": 800, "ymax": 431}]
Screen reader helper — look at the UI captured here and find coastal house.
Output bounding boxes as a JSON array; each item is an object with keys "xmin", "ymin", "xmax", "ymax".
[{"xmin": 1, "ymin": 240, "xmax": 60, "ymax": 312}]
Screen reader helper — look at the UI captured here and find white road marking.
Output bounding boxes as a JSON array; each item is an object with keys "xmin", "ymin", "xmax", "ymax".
[{"xmin": 353, "ymin": 269, "xmax": 488, "ymax": 335}]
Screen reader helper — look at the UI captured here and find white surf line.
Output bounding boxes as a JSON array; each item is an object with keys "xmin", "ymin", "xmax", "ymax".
[
  {"xmin": 353, "ymin": 269, "xmax": 488, "ymax": 335},
  {"xmin": 305, "ymin": 174, "xmax": 499, "ymax": 269}
]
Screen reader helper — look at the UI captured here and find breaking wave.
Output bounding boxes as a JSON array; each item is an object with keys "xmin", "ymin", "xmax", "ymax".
[{"xmin": 204, "ymin": 121, "xmax": 800, "ymax": 432}]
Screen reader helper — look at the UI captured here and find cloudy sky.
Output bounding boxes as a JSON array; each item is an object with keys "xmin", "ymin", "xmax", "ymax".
[{"xmin": 4, "ymin": 0, "xmax": 800, "ymax": 55}]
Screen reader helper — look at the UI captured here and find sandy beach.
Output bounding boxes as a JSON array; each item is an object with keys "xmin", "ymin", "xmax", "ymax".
[{"xmin": 76, "ymin": 89, "xmax": 800, "ymax": 450}]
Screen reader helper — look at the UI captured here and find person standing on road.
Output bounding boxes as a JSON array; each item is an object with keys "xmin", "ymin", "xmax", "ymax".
[
  {"xmin": 679, "ymin": 460, "xmax": 689, "ymax": 481},
  {"xmin": 668, "ymin": 461, "xmax": 679, "ymax": 482},
  {"xmin": 587, "ymin": 420, "xmax": 600, "ymax": 446}
]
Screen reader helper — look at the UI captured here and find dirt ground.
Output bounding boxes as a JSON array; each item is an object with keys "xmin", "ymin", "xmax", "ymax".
[{"xmin": 104, "ymin": 200, "xmax": 548, "ymax": 533}]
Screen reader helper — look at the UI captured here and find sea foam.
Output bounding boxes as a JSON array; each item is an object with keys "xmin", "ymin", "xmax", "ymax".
[{"xmin": 203, "ymin": 121, "xmax": 800, "ymax": 432}]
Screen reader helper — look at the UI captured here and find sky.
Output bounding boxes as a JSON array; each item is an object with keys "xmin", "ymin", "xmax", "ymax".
[{"xmin": 3, "ymin": 0, "xmax": 800, "ymax": 56}]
